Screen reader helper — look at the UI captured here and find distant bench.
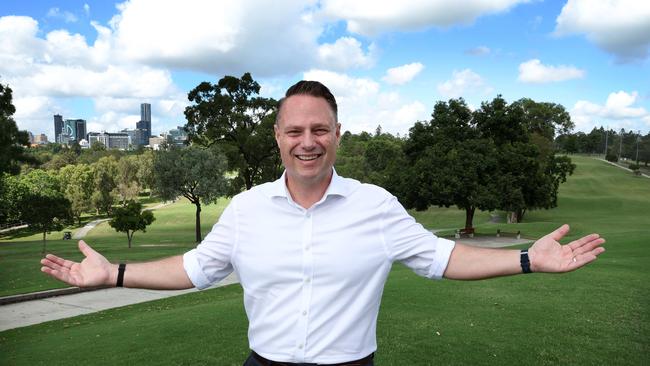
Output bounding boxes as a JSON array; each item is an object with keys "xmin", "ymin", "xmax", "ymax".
[{"xmin": 454, "ymin": 228, "xmax": 521, "ymax": 239}]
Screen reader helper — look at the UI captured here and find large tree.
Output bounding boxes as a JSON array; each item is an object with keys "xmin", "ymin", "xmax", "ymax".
[
  {"xmin": 153, "ymin": 145, "xmax": 228, "ymax": 242},
  {"xmin": 184, "ymin": 73, "xmax": 282, "ymax": 193},
  {"xmin": 474, "ymin": 96, "xmax": 575, "ymax": 222},
  {"xmin": 400, "ymin": 99, "xmax": 501, "ymax": 229},
  {"xmin": 109, "ymin": 200, "xmax": 155, "ymax": 248},
  {"xmin": 13, "ymin": 169, "xmax": 72, "ymax": 253},
  {"xmin": 0, "ymin": 83, "xmax": 34, "ymax": 177},
  {"xmin": 58, "ymin": 164, "xmax": 94, "ymax": 224},
  {"xmin": 91, "ymin": 156, "xmax": 118, "ymax": 215}
]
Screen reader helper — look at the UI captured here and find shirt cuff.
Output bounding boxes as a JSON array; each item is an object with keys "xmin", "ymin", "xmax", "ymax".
[
  {"xmin": 183, "ymin": 249, "xmax": 213, "ymax": 290},
  {"xmin": 427, "ymin": 238, "xmax": 456, "ymax": 279}
]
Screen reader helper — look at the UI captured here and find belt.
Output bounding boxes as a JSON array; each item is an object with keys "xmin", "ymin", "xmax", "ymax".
[{"xmin": 251, "ymin": 351, "xmax": 374, "ymax": 366}]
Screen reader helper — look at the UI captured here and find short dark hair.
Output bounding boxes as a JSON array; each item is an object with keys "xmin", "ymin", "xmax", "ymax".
[{"xmin": 276, "ymin": 80, "xmax": 338, "ymax": 124}]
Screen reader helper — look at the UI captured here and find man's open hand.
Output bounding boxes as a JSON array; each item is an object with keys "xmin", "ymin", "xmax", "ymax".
[
  {"xmin": 41, "ymin": 240, "xmax": 115, "ymax": 288},
  {"xmin": 529, "ymin": 224, "xmax": 606, "ymax": 273}
]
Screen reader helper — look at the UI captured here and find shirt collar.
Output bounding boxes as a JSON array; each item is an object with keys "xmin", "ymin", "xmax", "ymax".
[{"xmin": 264, "ymin": 167, "xmax": 352, "ymax": 200}]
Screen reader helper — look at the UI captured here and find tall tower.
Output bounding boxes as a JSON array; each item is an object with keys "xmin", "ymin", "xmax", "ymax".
[
  {"xmin": 74, "ymin": 119, "xmax": 87, "ymax": 142},
  {"xmin": 54, "ymin": 114, "xmax": 63, "ymax": 143},
  {"xmin": 137, "ymin": 103, "xmax": 152, "ymax": 145},
  {"xmin": 141, "ymin": 103, "xmax": 151, "ymax": 123}
]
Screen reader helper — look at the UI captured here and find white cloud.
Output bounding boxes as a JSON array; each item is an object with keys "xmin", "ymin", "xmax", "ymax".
[
  {"xmin": 571, "ymin": 91, "xmax": 650, "ymax": 132},
  {"xmin": 320, "ymin": 0, "xmax": 529, "ymax": 36},
  {"xmin": 83, "ymin": 4, "xmax": 90, "ymax": 17},
  {"xmin": 303, "ymin": 70, "xmax": 428, "ymax": 134},
  {"xmin": 382, "ymin": 62, "xmax": 424, "ymax": 85},
  {"xmin": 437, "ymin": 69, "xmax": 492, "ymax": 99},
  {"xmin": 111, "ymin": 0, "xmax": 322, "ymax": 76},
  {"xmin": 465, "ymin": 45, "xmax": 491, "ymax": 56},
  {"xmin": 555, "ymin": 0, "xmax": 650, "ymax": 61},
  {"xmin": 517, "ymin": 59, "xmax": 585, "ymax": 83},
  {"xmin": 46, "ymin": 8, "xmax": 78, "ymax": 23},
  {"xmin": 317, "ymin": 37, "xmax": 375, "ymax": 70}
]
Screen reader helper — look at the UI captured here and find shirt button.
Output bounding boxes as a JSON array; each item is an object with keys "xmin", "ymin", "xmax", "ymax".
[
  {"xmin": 302, "ymin": 310, "xmax": 307, "ymax": 316},
  {"xmin": 305, "ymin": 246, "xmax": 310, "ymax": 251},
  {"xmin": 304, "ymin": 278, "xmax": 311, "ymax": 283},
  {"xmin": 298, "ymin": 344, "xmax": 304, "ymax": 349}
]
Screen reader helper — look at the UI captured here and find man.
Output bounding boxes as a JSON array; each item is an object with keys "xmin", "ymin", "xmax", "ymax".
[{"xmin": 41, "ymin": 80, "xmax": 605, "ymax": 366}]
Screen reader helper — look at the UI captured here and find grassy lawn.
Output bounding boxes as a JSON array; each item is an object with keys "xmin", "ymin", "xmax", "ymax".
[
  {"xmin": 1, "ymin": 156, "xmax": 648, "ymax": 365},
  {"xmin": 0, "ymin": 198, "xmax": 229, "ymax": 297}
]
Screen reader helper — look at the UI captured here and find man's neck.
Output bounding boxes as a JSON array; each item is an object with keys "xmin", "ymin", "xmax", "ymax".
[{"xmin": 285, "ymin": 171, "xmax": 333, "ymax": 209}]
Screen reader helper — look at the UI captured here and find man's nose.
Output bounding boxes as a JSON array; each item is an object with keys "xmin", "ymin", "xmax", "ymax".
[{"xmin": 301, "ymin": 132, "xmax": 315, "ymax": 149}]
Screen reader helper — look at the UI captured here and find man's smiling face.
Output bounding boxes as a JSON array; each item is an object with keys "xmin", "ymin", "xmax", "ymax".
[{"xmin": 275, "ymin": 94, "xmax": 341, "ymax": 189}]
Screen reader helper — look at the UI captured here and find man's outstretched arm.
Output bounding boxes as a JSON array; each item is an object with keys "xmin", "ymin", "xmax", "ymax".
[
  {"xmin": 41, "ymin": 240, "xmax": 194, "ymax": 290},
  {"xmin": 443, "ymin": 224, "xmax": 605, "ymax": 280}
]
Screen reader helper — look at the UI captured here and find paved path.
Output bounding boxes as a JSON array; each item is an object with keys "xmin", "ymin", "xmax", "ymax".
[
  {"xmin": 597, "ymin": 158, "xmax": 650, "ymax": 178},
  {"xmin": 0, "ymin": 273, "xmax": 239, "ymax": 332}
]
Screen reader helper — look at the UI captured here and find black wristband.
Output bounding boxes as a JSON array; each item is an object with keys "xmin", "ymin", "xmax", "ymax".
[
  {"xmin": 116, "ymin": 263, "xmax": 126, "ymax": 287},
  {"xmin": 520, "ymin": 249, "xmax": 532, "ymax": 274}
]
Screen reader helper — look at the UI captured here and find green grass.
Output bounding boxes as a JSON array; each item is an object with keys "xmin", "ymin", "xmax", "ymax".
[
  {"xmin": 1, "ymin": 156, "xmax": 649, "ymax": 365},
  {"xmin": 0, "ymin": 198, "xmax": 228, "ymax": 296}
]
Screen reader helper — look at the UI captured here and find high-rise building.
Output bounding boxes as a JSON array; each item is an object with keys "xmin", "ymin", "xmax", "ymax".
[
  {"xmin": 141, "ymin": 103, "xmax": 151, "ymax": 123},
  {"xmin": 34, "ymin": 134, "xmax": 49, "ymax": 144},
  {"xmin": 54, "ymin": 114, "xmax": 63, "ymax": 143},
  {"xmin": 135, "ymin": 103, "xmax": 152, "ymax": 146},
  {"xmin": 60, "ymin": 119, "xmax": 87, "ymax": 144},
  {"xmin": 75, "ymin": 119, "xmax": 86, "ymax": 142},
  {"xmin": 87, "ymin": 132, "xmax": 130, "ymax": 150}
]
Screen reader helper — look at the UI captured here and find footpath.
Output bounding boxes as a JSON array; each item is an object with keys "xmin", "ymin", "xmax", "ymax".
[{"xmin": 0, "ymin": 273, "xmax": 239, "ymax": 332}]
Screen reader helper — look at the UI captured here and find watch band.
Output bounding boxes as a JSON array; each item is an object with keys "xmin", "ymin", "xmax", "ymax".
[
  {"xmin": 520, "ymin": 249, "xmax": 532, "ymax": 274},
  {"xmin": 116, "ymin": 263, "xmax": 126, "ymax": 287}
]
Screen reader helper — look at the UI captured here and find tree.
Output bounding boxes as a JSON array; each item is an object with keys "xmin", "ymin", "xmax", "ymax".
[
  {"xmin": 109, "ymin": 200, "xmax": 155, "ymax": 248},
  {"xmin": 91, "ymin": 156, "xmax": 118, "ymax": 215},
  {"xmin": 153, "ymin": 145, "xmax": 228, "ymax": 242},
  {"xmin": 475, "ymin": 97, "xmax": 575, "ymax": 222},
  {"xmin": 14, "ymin": 169, "xmax": 71, "ymax": 253},
  {"xmin": 58, "ymin": 164, "xmax": 94, "ymax": 224},
  {"xmin": 0, "ymin": 83, "xmax": 34, "ymax": 179},
  {"xmin": 114, "ymin": 155, "xmax": 141, "ymax": 205},
  {"xmin": 400, "ymin": 99, "xmax": 501, "ymax": 229},
  {"xmin": 184, "ymin": 73, "xmax": 282, "ymax": 193},
  {"xmin": 135, "ymin": 150, "xmax": 155, "ymax": 196}
]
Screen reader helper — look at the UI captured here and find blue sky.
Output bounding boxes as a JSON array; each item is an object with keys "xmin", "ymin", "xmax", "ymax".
[{"xmin": 2, "ymin": 0, "xmax": 649, "ymax": 140}]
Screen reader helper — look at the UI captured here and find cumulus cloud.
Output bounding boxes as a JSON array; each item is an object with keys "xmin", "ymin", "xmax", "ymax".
[
  {"xmin": 317, "ymin": 37, "xmax": 375, "ymax": 70},
  {"xmin": 437, "ymin": 69, "xmax": 492, "ymax": 99},
  {"xmin": 303, "ymin": 70, "xmax": 428, "ymax": 134},
  {"xmin": 518, "ymin": 59, "xmax": 585, "ymax": 83},
  {"xmin": 320, "ymin": 0, "xmax": 529, "ymax": 35},
  {"xmin": 83, "ymin": 4, "xmax": 90, "ymax": 17},
  {"xmin": 111, "ymin": 0, "xmax": 322, "ymax": 76},
  {"xmin": 382, "ymin": 62, "xmax": 424, "ymax": 85},
  {"xmin": 555, "ymin": 0, "xmax": 650, "ymax": 61},
  {"xmin": 571, "ymin": 91, "xmax": 650, "ymax": 132}
]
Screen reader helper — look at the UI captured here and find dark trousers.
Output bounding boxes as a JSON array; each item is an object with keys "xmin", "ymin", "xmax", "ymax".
[{"xmin": 243, "ymin": 352, "xmax": 375, "ymax": 366}]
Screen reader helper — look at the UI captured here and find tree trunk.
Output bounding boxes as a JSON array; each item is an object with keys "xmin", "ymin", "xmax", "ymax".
[
  {"xmin": 127, "ymin": 231, "xmax": 132, "ymax": 248},
  {"xmin": 42, "ymin": 231, "xmax": 47, "ymax": 255},
  {"xmin": 195, "ymin": 202, "xmax": 202, "ymax": 243},
  {"xmin": 464, "ymin": 206, "xmax": 475, "ymax": 230},
  {"xmin": 515, "ymin": 208, "xmax": 527, "ymax": 223}
]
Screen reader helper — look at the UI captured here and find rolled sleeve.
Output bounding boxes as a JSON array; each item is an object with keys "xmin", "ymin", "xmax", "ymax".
[
  {"xmin": 382, "ymin": 197, "xmax": 456, "ymax": 280},
  {"xmin": 182, "ymin": 201, "xmax": 237, "ymax": 289}
]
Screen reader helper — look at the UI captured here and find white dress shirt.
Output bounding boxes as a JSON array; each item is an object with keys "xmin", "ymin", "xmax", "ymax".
[{"xmin": 183, "ymin": 169, "xmax": 455, "ymax": 364}]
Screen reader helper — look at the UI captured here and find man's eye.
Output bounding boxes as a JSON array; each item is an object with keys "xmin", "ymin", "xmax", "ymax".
[
  {"xmin": 287, "ymin": 131, "xmax": 301, "ymax": 136},
  {"xmin": 314, "ymin": 129, "xmax": 329, "ymax": 135}
]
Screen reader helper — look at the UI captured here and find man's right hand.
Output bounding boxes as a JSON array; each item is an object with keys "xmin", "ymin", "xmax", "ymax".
[{"xmin": 41, "ymin": 240, "xmax": 116, "ymax": 288}]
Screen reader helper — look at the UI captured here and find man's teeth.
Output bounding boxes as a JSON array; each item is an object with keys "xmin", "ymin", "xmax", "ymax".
[{"xmin": 296, "ymin": 155, "xmax": 320, "ymax": 161}]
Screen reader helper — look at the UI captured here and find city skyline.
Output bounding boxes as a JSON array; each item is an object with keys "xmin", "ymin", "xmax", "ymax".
[{"xmin": 1, "ymin": 1, "xmax": 649, "ymax": 140}]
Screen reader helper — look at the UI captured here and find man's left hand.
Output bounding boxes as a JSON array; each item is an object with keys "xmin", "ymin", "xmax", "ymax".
[{"xmin": 529, "ymin": 224, "xmax": 606, "ymax": 273}]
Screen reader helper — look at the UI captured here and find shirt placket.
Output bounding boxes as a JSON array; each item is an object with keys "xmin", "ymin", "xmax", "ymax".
[{"xmin": 295, "ymin": 208, "xmax": 314, "ymax": 361}]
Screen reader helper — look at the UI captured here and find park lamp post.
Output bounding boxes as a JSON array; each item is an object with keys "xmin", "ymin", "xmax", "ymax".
[{"xmin": 636, "ymin": 130, "xmax": 641, "ymax": 165}]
